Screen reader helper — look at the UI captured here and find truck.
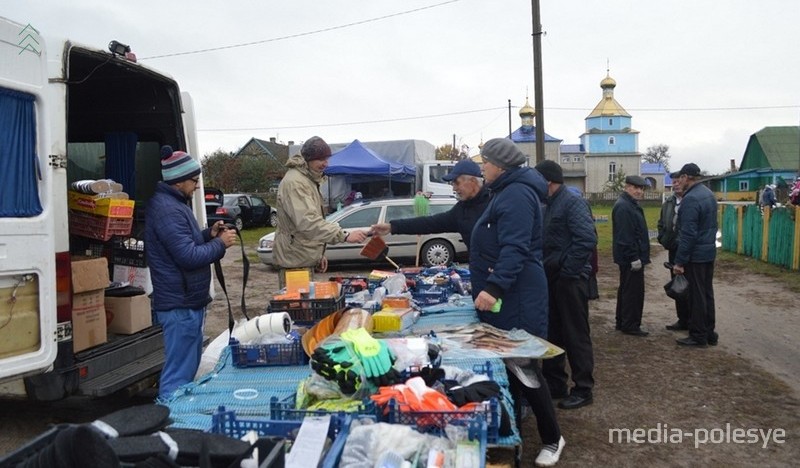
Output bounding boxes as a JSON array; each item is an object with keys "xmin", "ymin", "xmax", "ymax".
[{"xmin": 0, "ymin": 16, "xmax": 208, "ymax": 400}]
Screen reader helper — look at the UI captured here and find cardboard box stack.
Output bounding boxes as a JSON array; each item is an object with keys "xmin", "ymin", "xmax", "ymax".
[
  {"xmin": 105, "ymin": 293, "xmax": 152, "ymax": 334},
  {"xmin": 71, "ymin": 257, "xmax": 109, "ymax": 352}
]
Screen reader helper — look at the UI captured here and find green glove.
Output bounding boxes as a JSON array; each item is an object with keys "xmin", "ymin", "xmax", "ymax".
[
  {"xmin": 340, "ymin": 328, "xmax": 400, "ymax": 386},
  {"xmin": 310, "ymin": 341, "xmax": 363, "ymax": 394}
]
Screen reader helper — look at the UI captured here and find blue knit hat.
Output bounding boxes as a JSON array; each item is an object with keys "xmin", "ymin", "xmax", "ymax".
[{"xmin": 161, "ymin": 145, "xmax": 201, "ymax": 185}]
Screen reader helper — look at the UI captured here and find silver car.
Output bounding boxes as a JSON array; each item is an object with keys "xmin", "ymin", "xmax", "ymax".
[{"xmin": 257, "ymin": 197, "xmax": 467, "ymax": 267}]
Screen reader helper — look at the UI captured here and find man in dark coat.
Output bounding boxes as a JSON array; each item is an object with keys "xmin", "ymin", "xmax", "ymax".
[
  {"xmin": 658, "ymin": 174, "xmax": 690, "ymax": 330},
  {"xmin": 612, "ymin": 175, "xmax": 651, "ymax": 336},
  {"xmin": 672, "ymin": 163, "xmax": 719, "ymax": 347},
  {"xmin": 471, "ymin": 138, "xmax": 565, "ymax": 467},
  {"xmin": 370, "ymin": 159, "xmax": 490, "ymax": 250},
  {"xmin": 145, "ymin": 146, "xmax": 237, "ymax": 399},
  {"xmin": 535, "ymin": 160, "xmax": 597, "ymax": 410}
]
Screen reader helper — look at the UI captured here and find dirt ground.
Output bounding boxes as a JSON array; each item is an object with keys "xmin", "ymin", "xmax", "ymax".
[{"xmin": 203, "ymin": 245, "xmax": 800, "ymax": 467}]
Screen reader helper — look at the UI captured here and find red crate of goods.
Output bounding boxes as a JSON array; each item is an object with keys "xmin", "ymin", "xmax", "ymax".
[{"xmin": 69, "ymin": 210, "xmax": 133, "ymax": 241}]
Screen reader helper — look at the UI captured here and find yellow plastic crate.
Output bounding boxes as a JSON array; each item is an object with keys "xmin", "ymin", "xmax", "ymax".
[{"xmin": 68, "ymin": 191, "xmax": 134, "ymax": 218}]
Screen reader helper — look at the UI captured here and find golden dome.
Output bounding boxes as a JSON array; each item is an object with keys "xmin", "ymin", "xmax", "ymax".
[
  {"xmin": 519, "ymin": 97, "xmax": 535, "ymax": 117},
  {"xmin": 600, "ymin": 74, "xmax": 616, "ymax": 88}
]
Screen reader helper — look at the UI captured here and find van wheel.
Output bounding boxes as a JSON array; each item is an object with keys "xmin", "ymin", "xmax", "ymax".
[
  {"xmin": 421, "ymin": 239, "xmax": 455, "ymax": 267},
  {"xmin": 269, "ymin": 211, "xmax": 278, "ymax": 228},
  {"xmin": 234, "ymin": 216, "xmax": 244, "ymax": 232}
]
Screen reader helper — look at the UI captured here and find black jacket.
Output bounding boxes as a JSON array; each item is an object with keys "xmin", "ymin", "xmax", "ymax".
[
  {"xmin": 390, "ymin": 186, "xmax": 491, "ymax": 250},
  {"xmin": 675, "ymin": 182, "xmax": 718, "ymax": 265},
  {"xmin": 542, "ymin": 185, "xmax": 597, "ymax": 279},
  {"xmin": 612, "ymin": 192, "xmax": 651, "ymax": 266},
  {"xmin": 657, "ymin": 194, "xmax": 680, "ymax": 251}
]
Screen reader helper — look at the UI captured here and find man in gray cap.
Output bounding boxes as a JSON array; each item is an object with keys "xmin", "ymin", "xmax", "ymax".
[
  {"xmin": 612, "ymin": 174, "xmax": 651, "ymax": 336},
  {"xmin": 671, "ymin": 163, "xmax": 718, "ymax": 347},
  {"xmin": 274, "ymin": 136, "xmax": 368, "ymax": 287}
]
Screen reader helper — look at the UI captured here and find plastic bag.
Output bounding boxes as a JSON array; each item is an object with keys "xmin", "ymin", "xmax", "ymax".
[{"xmin": 664, "ymin": 274, "xmax": 689, "ymax": 300}]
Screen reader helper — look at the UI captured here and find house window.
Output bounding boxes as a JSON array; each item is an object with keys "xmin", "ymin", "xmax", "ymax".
[
  {"xmin": 739, "ymin": 180, "xmax": 749, "ymax": 191},
  {"xmin": 561, "ymin": 156, "xmax": 570, "ymax": 163},
  {"xmin": 608, "ymin": 161, "xmax": 617, "ymax": 182},
  {"xmin": 608, "ymin": 136, "xmax": 616, "ymax": 145},
  {"xmin": 572, "ymin": 156, "xmax": 581, "ymax": 162},
  {"xmin": 608, "ymin": 118, "xmax": 613, "ymax": 126}
]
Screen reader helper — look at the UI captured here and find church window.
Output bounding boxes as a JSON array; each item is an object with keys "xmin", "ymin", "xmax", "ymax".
[
  {"xmin": 608, "ymin": 162, "xmax": 617, "ymax": 181},
  {"xmin": 573, "ymin": 156, "xmax": 581, "ymax": 162},
  {"xmin": 608, "ymin": 136, "xmax": 616, "ymax": 145},
  {"xmin": 609, "ymin": 118, "xmax": 613, "ymax": 126}
]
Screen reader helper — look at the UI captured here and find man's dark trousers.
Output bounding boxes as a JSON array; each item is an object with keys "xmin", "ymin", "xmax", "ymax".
[
  {"xmin": 685, "ymin": 261, "xmax": 716, "ymax": 343},
  {"xmin": 543, "ymin": 276, "xmax": 595, "ymax": 398},
  {"xmin": 615, "ymin": 265, "xmax": 645, "ymax": 331},
  {"xmin": 668, "ymin": 247, "xmax": 691, "ymax": 325}
]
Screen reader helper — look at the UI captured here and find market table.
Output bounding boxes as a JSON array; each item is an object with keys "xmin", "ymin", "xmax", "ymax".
[{"xmin": 163, "ymin": 297, "xmax": 524, "ymax": 462}]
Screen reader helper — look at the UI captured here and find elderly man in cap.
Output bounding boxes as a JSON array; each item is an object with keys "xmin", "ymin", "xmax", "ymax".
[
  {"xmin": 535, "ymin": 160, "xmax": 597, "ymax": 410},
  {"xmin": 612, "ymin": 174, "xmax": 651, "ymax": 336},
  {"xmin": 472, "ymin": 138, "xmax": 565, "ymax": 467},
  {"xmin": 370, "ymin": 159, "xmax": 490, "ymax": 250},
  {"xmin": 671, "ymin": 163, "xmax": 719, "ymax": 347},
  {"xmin": 274, "ymin": 136, "xmax": 368, "ymax": 287},
  {"xmin": 146, "ymin": 146, "xmax": 238, "ymax": 398}
]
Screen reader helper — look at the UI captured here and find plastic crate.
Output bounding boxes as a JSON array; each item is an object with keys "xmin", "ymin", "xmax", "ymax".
[
  {"xmin": 385, "ymin": 361, "xmax": 501, "ymax": 443},
  {"xmin": 269, "ymin": 395, "xmax": 380, "ymax": 422},
  {"xmin": 112, "ymin": 244, "xmax": 147, "ymax": 268},
  {"xmin": 69, "ymin": 210, "xmax": 133, "ymax": 241},
  {"xmin": 229, "ymin": 336, "xmax": 307, "ymax": 368},
  {"xmin": 210, "ymin": 406, "xmax": 351, "ymax": 468},
  {"xmin": 268, "ymin": 295, "xmax": 344, "ymax": 325}
]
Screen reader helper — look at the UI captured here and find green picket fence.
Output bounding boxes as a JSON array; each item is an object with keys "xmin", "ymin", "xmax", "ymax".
[{"xmin": 720, "ymin": 204, "xmax": 799, "ymax": 270}]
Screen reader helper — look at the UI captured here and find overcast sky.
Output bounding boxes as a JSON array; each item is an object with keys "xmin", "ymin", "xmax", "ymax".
[{"xmin": 5, "ymin": 0, "xmax": 800, "ymax": 174}]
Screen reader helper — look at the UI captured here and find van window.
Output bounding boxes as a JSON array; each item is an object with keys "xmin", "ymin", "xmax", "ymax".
[
  {"xmin": 0, "ymin": 87, "xmax": 42, "ymax": 216},
  {"xmin": 385, "ymin": 204, "xmax": 415, "ymax": 221}
]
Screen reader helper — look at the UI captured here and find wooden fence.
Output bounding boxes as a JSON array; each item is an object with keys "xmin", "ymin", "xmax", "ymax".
[{"xmin": 720, "ymin": 204, "xmax": 800, "ymax": 270}]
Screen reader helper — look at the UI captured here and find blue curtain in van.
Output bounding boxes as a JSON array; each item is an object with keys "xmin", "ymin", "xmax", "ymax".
[
  {"xmin": 105, "ymin": 132, "xmax": 138, "ymax": 199},
  {"xmin": 0, "ymin": 88, "xmax": 42, "ymax": 217}
]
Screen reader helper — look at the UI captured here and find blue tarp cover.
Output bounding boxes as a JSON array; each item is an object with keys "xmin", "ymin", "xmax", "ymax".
[{"xmin": 325, "ymin": 139, "xmax": 416, "ymax": 178}]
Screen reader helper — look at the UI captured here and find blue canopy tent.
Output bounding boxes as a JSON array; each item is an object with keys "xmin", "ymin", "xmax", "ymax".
[{"xmin": 323, "ymin": 140, "xmax": 416, "ymax": 207}]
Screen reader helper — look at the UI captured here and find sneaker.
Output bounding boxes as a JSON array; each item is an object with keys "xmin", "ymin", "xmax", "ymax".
[{"xmin": 535, "ymin": 436, "xmax": 566, "ymax": 467}]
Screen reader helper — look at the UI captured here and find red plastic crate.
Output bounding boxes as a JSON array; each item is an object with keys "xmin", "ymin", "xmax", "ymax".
[{"xmin": 69, "ymin": 210, "xmax": 133, "ymax": 241}]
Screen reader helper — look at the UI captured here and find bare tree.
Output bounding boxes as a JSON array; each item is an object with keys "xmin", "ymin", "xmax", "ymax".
[{"xmin": 643, "ymin": 144, "xmax": 671, "ymax": 170}]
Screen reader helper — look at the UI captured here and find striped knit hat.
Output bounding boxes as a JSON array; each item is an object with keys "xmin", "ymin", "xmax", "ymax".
[{"xmin": 161, "ymin": 145, "xmax": 201, "ymax": 185}]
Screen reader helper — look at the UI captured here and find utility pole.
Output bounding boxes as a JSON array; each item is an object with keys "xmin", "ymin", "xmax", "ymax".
[
  {"xmin": 531, "ymin": 0, "xmax": 545, "ymax": 163},
  {"xmin": 508, "ymin": 99, "xmax": 512, "ymax": 138}
]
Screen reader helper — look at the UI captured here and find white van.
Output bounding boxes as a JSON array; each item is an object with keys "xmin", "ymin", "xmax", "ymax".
[{"xmin": 0, "ymin": 17, "xmax": 207, "ymax": 399}]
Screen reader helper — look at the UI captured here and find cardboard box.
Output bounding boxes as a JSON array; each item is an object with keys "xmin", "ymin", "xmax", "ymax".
[
  {"xmin": 105, "ymin": 294, "xmax": 152, "ymax": 334},
  {"xmin": 72, "ymin": 257, "xmax": 109, "ymax": 293},
  {"xmin": 68, "ymin": 191, "xmax": 134, "ymax": 218},
  {"xmin": 72, "ymin": 290, "xmax": 108, "ymax": 352},
  {"xmin": 113, "ymin": 265, "xmax": 152, "ymax": 295}
]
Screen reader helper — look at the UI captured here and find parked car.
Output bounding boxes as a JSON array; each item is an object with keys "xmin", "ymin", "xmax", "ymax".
[
  {"xmin": 257, "ymin": 197, "xmax": 466, "ymax": 267},
  {"xmin": 205, "ymin": 189, "xmax": 277, "ymax": 230}
]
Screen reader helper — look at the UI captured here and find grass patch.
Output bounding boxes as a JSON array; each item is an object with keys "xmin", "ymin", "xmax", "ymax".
[
  {"xmin": 591, "ymin": 203, "xmax": 661, "ymax": 256},
  {"xmin": 239, "ymin": 226, "xmax": 273, "ymax": 248}
]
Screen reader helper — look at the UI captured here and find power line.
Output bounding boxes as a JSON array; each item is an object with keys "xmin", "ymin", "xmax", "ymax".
[
  {"xmin": 197, "ymin": 104, "xmax": 800, "ymax": 132},
  {"xmin": 141, "ymin": 0, "xmax": 461, "ymax": 60}
]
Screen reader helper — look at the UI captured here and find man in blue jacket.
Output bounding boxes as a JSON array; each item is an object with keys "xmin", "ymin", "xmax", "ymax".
[
  {"xmin": 612, "ymin": 175, "xmax": 651, "ymax": 336},
  {"xmin": 671, "ymin": 163, "xmax": 719, "ymax": 347},
  {"xmin": 535, "ymin": 160, "xmax": 597, "ymax": 410},
  {"xmin": 370, "ymin": 159, "xmax": 490, "ymax": 250},
  {"xmin": 145, "ymin": 146, "xmax": 237, "ymax": 399}
]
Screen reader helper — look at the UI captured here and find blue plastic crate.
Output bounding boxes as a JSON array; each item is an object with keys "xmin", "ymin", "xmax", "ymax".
[
  {"xmin": 269, "ymin": 395, "xmax": 381, "ymax": 422},
  {"xmin": 210, "ymin": 406, "xmax": 352, "ymax": 468},
  {"xmin": 229, "ymin": 337, "xmax": 308, "ymax": 368},
  {"xmin": 385, "ymin": 361, "xmax": 501, "ymax": 443}
]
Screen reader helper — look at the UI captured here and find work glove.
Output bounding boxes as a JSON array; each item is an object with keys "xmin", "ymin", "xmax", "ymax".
[
  {"xmin": 340, "ymin": 327, "xmax": 402, "ymax": 386},
  {"xmin": 630, "ymin": 259, "xmax": 643, "ymax": 272},
  {"xmin": 445, "ymin": 380, "xmax": 501, "ymax": 407},
  {"xmin": 310, "ymin": 341, "xmax": 363, "ymax": 395}
]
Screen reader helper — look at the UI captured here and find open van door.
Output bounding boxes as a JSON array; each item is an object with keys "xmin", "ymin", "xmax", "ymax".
[{"xmin": 0, "ymin": 17, "xmax": 58, "ymax": 380}]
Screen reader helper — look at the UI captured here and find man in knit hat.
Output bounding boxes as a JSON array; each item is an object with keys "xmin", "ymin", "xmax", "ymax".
[
  {"xmin": 274, "ymin": 136, "xmax": 369, "ymax": 287},
  {"xmin": 535, "ymin": 160, "xmax": 597, "ymax": 410},
  {"xmin": 145, "ymin": 146, "xmax": 237, "ymax": 399}
]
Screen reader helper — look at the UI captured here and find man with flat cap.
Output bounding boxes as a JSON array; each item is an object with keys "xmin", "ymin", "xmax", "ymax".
[
  {"xmin": 612, "ymin": 174, "xmax": 651, "ymax": 336},
  {"xmin": 671, "ymin": 163, "xmax": 718, "ymax": 347}
]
